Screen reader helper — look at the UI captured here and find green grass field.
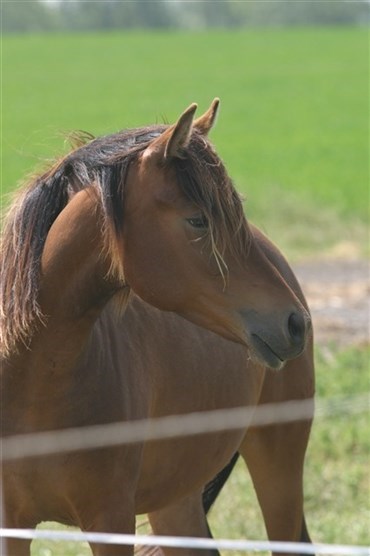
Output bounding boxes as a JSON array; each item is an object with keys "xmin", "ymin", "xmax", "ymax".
[
  {"xmin": 2, "ymin": 27, "xmax": 369, "ymax": 554},
  {"xmin": 2, "ymin": 27, "xmax": 368, "ymax": 256}
]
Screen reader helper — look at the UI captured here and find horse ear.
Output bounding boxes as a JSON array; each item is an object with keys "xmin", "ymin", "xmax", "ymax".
[
  {"xmin": 193, "ymin": 98, "xmax": 220, "ymax": 135},
  {"xmin": 145, "ymin": 103, "xmax": 198, "ymax": 160},
  {"xmin": 165, "ymin": 103, "xmax": 198, "ymax": 159}
]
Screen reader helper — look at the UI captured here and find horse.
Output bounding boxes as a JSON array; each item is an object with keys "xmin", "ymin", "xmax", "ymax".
[{"xmin": 0, "ymin": 99, "xmax": 314, "ymax": 556}]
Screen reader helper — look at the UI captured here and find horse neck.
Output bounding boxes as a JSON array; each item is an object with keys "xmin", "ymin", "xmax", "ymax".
[
  {"xmin": 15, "ymin": 189, "xmax": 124, "ymax": 376},
  {"xmin": 41, "ymin": 188, "xmax": 123, "ymax": 315},
  {"xmin": 1, "ymin": 189, "xmax": 128, "ymax": 434}
]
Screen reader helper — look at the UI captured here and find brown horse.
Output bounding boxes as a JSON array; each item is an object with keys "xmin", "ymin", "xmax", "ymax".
[{"xmin": 0, "ymin": 100, "xmax": 314, "ymax": 556}]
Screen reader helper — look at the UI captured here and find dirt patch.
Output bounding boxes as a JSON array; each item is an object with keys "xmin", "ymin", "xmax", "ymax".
[{"xmin": 293, "ymin": 259, "xmax": 369, "ymax": 349}]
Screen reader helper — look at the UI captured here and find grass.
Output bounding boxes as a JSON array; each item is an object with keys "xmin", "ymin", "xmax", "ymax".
[
  {"xmin": 2, "ymin": 28, "xmax": 369, "ymax": 257},
  {"xmin": 30, "ymin": 345, "xmax": 370, "ymax": 555}
]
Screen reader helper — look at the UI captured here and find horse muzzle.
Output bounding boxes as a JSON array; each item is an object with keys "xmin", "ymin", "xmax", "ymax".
[{"xmin": 240, "ymin": 308, "xmax": 312, "ymax": 370}]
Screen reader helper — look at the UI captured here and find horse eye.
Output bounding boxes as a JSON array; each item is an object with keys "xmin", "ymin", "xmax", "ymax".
[{"xmin": 186, "ymin": 216, "xmax": 209, "ymax": 229}]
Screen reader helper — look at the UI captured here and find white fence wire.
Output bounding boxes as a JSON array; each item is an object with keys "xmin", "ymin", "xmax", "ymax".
[
  {"xmin": 1, "ymin": 393, "xmax": 369, "ymax": 461},
  {"xmin": 1, "ymin": 392, "xmax": 369, "ymax": 554},
  {"xmin": 1, "ymin": 528, "xmax": 370, "ymax": 555}
]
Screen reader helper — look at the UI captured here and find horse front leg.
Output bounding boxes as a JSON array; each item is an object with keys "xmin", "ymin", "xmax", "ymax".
[
  {"xmin": 1, "ymin": 514, "xmax": 33, "ymax": 556},
  {"xmin": 147, "ymin": 490, "xmax": 220, "ymax": 556},
  {"xmin": 1, "ymin": 490, "xmax": 35, "ymax": 556},
  {"xmin": 84, "ymin": 504, "xmax": 136, "ymax": 556},
  {"xmin": 3, "ymin": 536, "xmax": 32, "ymax": 556},
  {"xmin": 80, "ymin": 477, "xmax": 138, "ymax": 556},
  {"xmin": 77, "ymin": 450, "xmax": 139, "ymax": 556},
  {"xmin": 240, "ymin": 417, "xmax": 313, "ymax": 556}
]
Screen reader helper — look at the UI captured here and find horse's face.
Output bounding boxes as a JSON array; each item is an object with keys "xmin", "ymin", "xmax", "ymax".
[{"xmin": 122, "ymin": 101, "xmax": 311, "ymax": 370}]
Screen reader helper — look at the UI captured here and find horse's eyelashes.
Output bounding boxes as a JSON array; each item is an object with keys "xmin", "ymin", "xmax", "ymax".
[{"xmin": 187, "ymin": 216, "xmax": 209, "ymax": 229}]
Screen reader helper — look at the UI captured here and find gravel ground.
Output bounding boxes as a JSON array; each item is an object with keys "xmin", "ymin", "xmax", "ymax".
[{"xmin": 293, "ymin": 259, "xmax": 369, "ymax": 348}]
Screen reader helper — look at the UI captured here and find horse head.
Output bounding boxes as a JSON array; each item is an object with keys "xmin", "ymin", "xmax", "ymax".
[{"xmin": 120, "ymin": 100, "xmax": 311, "ymax": 370}]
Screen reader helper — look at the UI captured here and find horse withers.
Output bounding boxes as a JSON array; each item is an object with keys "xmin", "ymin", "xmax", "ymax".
[{"xmin": 0, "ymin": 100, "xmax": 314, "ymax": 556}]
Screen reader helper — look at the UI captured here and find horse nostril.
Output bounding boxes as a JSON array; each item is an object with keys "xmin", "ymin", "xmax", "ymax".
[{"xmin": 288, "ymin": 312, "xmax": 306, "ymax": 346}]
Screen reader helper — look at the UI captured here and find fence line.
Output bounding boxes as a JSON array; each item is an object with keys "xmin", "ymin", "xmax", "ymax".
[
  {"xmin": 1, "ymin": 393, "xmax": 369, "ymax": 461},
  {"xmin": 1, "ymin": 528, "xmax": 370, "ymax": 555},
  {"xmin": 1, "ymin": 393, "xmax": 369, "ymax": 554}
]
